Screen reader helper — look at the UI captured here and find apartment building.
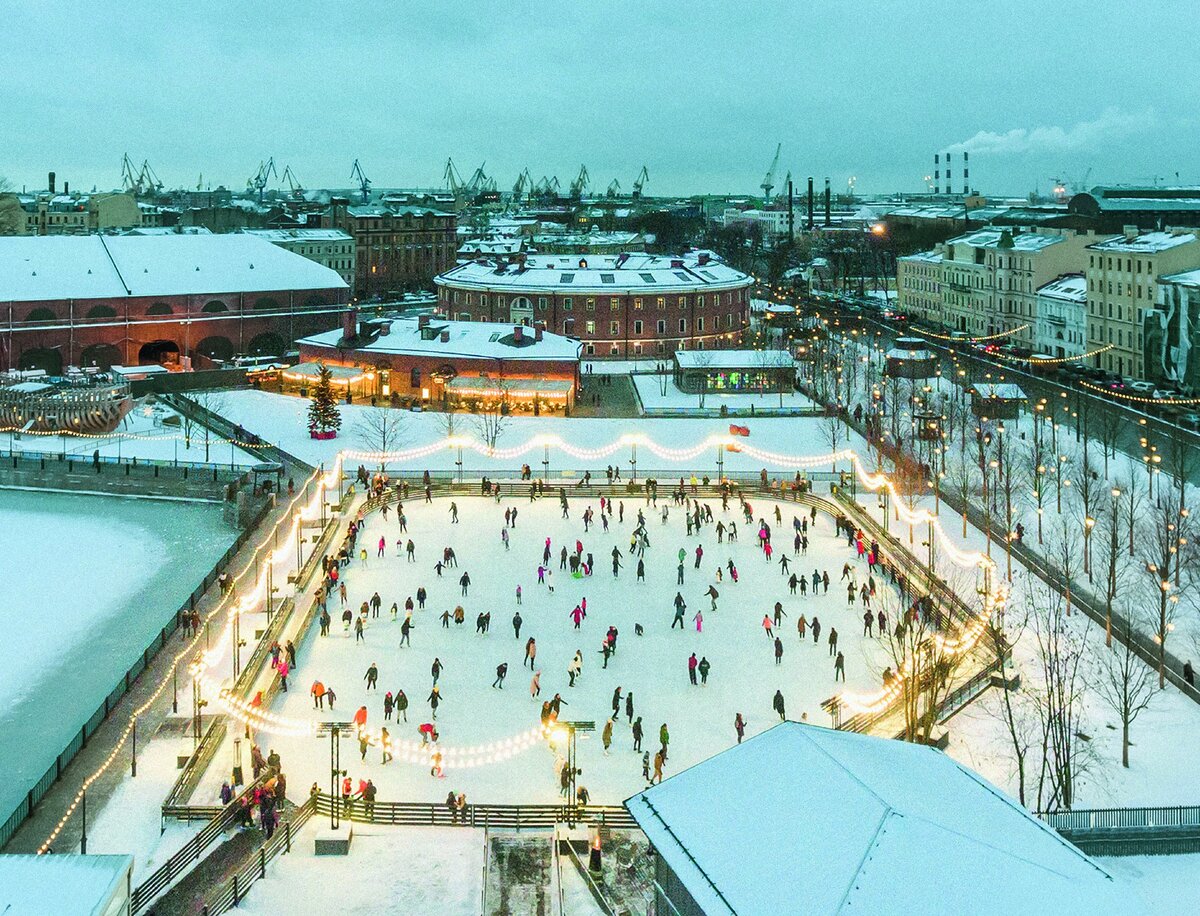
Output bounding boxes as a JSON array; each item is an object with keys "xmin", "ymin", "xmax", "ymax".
[
  {"xmin": 1085, "ymin": 228, "xmax": 1200, "ymax": 379},
  {"xmin": 1034, "ymin": 273, "xmax": 1087, "ymax": 358},
  {"xmin": 896, "ymin": 249, "xmax": 944, "ymax": 325},
  {"xmin": 242, "ymin": 228, "xmax": 356, "ymax": 287}
]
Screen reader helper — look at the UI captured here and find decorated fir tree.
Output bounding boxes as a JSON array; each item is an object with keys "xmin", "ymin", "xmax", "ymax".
[{"xmin": 307, "ymin": 364, "xmax": 342, "ymax": 436}]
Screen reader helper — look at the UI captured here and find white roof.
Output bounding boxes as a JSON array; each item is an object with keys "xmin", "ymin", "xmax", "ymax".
[
  {"xmin": 972, "ymin": 382, "xmax": 1026, "ymax": 400},
  {"xmin": 1088, "ymin": 230, "xmax": 1198, "ymax": 253},
  {"xmin": 626, "ymin": 724, "xmax": 1143, "ymax": 916},
  {"xmin": 1162, "ymin": 268, "xmax": 1200, "ymax": 288},
  {"xmin": 675, "ymin": 349, "xmax": 794, "ymax": 369},
  {"xmin": 299, "ymin": 317, "xmax": 580, "ymax": 363},
  {"xmin": 242, "ymin": 228, "xmax": 352, "ymax": 243},
  {"xmin": 1038, "ymin": 273, "xmax": 1087, "ymax": 302},
  {"xmin": 436, "ymin": 250, "xmax": 750, "ymax": 294},
  {"xmin": 949, "ymin": 228, "xmax": 1068, "ymax": 252},
  {"xmin": 0, "ymin": 234, "xmax": 348, "ymax": 303},
  {"xmin": 0, "ymin": 854, "xmax": 133, "ymax": 916}
]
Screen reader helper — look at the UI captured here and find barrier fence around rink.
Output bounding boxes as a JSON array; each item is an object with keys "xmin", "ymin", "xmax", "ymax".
[{"xmin": 21, "ymin": 427, "xmax": 1005, "ymax": 856}]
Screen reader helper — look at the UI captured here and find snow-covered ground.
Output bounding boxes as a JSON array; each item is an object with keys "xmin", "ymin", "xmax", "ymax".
[
  {"xmin": 256, "ymin": 494, "xmax": 896, "ymax": 805},
  {"xmin": 218, "ymin": 388, "xmax": 860, "ymax": 476},
  {"xmin": 632, "ymin": 373, "xmax": 815, "ymax": 415},
  {"xmin": 0, "ymin": 490, "xmax": 236, "ymax": 824},
  {"xmin": 4, "ymin": 395, "xmax": 259, "ymax": 466},
  {"xmin": 1102, "ymin": 854, "xmax": 1200, "ymax": 915},
  {"xmin": 237, "ymin": 824, "xmax": 484, "ymax": 916}
]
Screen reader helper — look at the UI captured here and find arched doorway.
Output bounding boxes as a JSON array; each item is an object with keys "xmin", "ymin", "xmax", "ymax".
[
  {"xmin": 248, "ymin": 331, "xmax": 287, "ymax": 356},
  {"xmin": 19, "ymin": 347, "xmax": 63, "ymax": 375},
  {"xmin": 196, "ymin": 335, "xmax": 235, "ymax": 364},
  {"xmin": 510, "ymin": 296, "xmax": 533, "ymax": 325},
  {"xmin": 79, "ymin": 343, "xmax": 122, "ymax": 370},
  {"xmin": 139, "ymin": 340, "xmax": 180, "ymax": 366}
]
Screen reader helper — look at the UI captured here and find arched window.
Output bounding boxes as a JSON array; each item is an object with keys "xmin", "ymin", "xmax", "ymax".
[
  {"xmin": 86, "ymin": 305, "xmax": 118, "ymax": 319},
  {"xmin": 253, "ymin": 297, "xmax": 280, "ymax": 312},
  {"xmin": 24, "ymin": 307, "xmax": 56, "ymax": 323},
  {"xmin": 146, "ymin": 302, "xmax": 173, "ymax": 316},
  {"xmin": 196, "ymin": 335, "xmax": 234, "ymax": 363},
  {"xmin": 201, "ymin": 300, "xmax": 229, "ymax": 313}
]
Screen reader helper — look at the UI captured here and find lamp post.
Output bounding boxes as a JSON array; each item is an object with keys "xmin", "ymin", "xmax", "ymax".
[
  {"xmin": 329, "ymin": 724, "xmax": 344, "ymax": 830},
  {"xmin": 1084, "ymin": 515, "xmax": 1095, "ymax": 581}
]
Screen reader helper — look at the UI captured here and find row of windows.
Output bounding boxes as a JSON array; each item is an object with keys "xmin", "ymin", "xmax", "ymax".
[
  {"xmin": 1089, "ymin": 254, "xmax": 1160, "ymax": 274},
  {"xmin": 446, "ymin": 290, "xmax": 745, "ymax": 310},
  {"xmin": 449, "ymin": 314, "xmax": 741, "ymax": 336}
]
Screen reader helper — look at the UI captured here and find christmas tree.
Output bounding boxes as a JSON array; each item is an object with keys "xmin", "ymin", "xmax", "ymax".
[{"xmin": 307, "ymin": 364, "xmax": 342, "ymax": 436}]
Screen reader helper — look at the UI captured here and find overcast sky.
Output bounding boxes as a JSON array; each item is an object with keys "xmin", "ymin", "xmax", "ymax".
[{"xmin": 3, "ymin": 1, "xmax": 1196, "ymax": 199}]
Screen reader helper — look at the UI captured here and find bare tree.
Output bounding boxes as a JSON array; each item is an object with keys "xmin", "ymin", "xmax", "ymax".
[
  {"xmin": 0, "ymin": 177, "xmax": 24, "ymax": 236},
  {"xmin": 986, "ymin": 579, "xmax": 1034, "ymax": 806},
  {"xmin": 1100, "ymin": 485, "xmax": 1131, "ymax": 647},
  {"xmin": 472, "ymin": 380, "xmax": 512, "ymax": 452},
  {"xmin": 1094, "ymin": 409, "xmax": 1123, "ymax": 481},
  {"xmin": 1139, "ymin": 498, "xmax": 1195, "ymax": 688},
  {"xmin": 689, "ymin": 351, "xmax": 715, "ymax": 408},
  {"xmin": 820, "ymin": 411, "xmax": 845, "ymax": 471},
  {"xmin": 354, "ymin": 407, "xmax": 408, "ymax": 471},
  {"xmin": 1095, "ymin": 617, "xmax": 1159, "ymax": 768},
  {"xmin": 181, "ymin": 389, "xmax": 230, "ymax": 462}
]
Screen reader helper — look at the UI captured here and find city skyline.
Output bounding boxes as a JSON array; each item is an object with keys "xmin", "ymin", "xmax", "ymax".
[{"xmin": 2, "ymin": 0, "xmax": 1197, "ymax": 198}]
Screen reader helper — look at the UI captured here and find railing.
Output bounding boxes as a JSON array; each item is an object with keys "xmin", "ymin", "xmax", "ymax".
[
  {"xmin": 162, "ymin": 716, "xmax": 228, "ymax": 814},
  {"xmin": 311, "ymin": 793, "xmax": 637, "ymax": 831},
  {"xmin": 0, "ymin": 448, "xmax": 255, "ymax": 476},
  {"xmin": 1039, "ymin": 805, "xmax": 1200, "ymax": 856},
  {"xmin": 1040, "ymin": 805, "xmax": 1200, "ymax": 832},
  {"xmin": 131, "ymin": 777, "xmax": 265, "ymax": 914},
  {"xmin": 204, "ymin": 796, "xmax": 317, "ymax": 915},
  {"xmin": 0, "ymin": 498, "xmax": 271, "ymax": 852},
  {"xmin": 561, "ymin": 837, "xmax": 618, "ymax": 916},
  {"xmin": 162, "ymin": 392, "xmax": 313, "ymax": 473}
]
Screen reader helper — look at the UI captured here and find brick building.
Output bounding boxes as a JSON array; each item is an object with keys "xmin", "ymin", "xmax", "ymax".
[
  {"xmin": 328, "ymin": 202, "xmax": 457, "ymax": 299},
  {"xmin": 434, "ymin": 250, "xmax": 752, "ymax": 359},
  {"xmin": 0, "ymin": 234, "xmax": 349, "ymax": 373}
]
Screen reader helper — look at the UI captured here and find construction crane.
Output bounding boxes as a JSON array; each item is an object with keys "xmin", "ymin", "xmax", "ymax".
[
  {"xmin": 606, "ymin": 179, "xmax": 621, "ymax": 198},
  {"xmin": 632, "ymin": 165, "xmax": 649, "ymax": 199},
  {"xmin": 281, "ymin": 165, "xmax": 304, "ymax": 199},
  {"xmin": 247, "ymin": 158, "xmax": 278, "ymax": 202},
  {"xmin": 760, "ymin": 143, "xmax": 781, "ymax": 201},
  {"xmin": 350, "ymin": 159, "xmax": 371, "ymax": 203},
  {"xmin": 569, "ymin": 164, "xmax": 590, "ymax": 200}
]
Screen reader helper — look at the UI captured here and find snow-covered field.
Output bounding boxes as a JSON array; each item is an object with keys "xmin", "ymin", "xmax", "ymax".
[
  {"xmin": 260, "ymin": 494, "xmax": 896, "ymax": 805},
  {"xmin": 632, "ymin": 373, "xmax": 816, "ymax": 414},
  {"xmin": 0, "ymin": 490, "xmax": 236, "ymax": 823},
  {"xmin": 1102, "ymin": 854, "xmax": 1200, "ymax": 915},
  {"xmin": 237, "ymin": 824, "xmax": 484, "ymax": 915}
]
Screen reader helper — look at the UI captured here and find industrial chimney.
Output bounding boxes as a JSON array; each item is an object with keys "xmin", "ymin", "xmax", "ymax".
[
  {"xmin": 933, "ymin": 154, "xmax": 939, "ymax": 195},
  {"xmin": 48, "ymin": 171, "xmax": 56, "ymax": 195},
  {"xmin": 787, "ymin": 178, "xmax": 794, "ymax": 243},
  {"xmin": 807, "ymin": 177, "xmax": 814, "ymax": 231},
  {"xmin": 963, "ymin": 151, "xmax": 969, "ymax": 194},
  {"xmin": 823, "ymin": 178, "xmax": 831, "ymax": 227}
]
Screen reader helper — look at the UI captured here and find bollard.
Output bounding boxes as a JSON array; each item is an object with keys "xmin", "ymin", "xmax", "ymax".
[{"xmin": 259, "ymin": 846, "xmax": 266, "ymax": 878}]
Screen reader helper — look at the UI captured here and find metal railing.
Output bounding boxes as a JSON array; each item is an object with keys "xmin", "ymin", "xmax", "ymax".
[
  {"xmin": 161, "ymin": 392, "xmax": 313, "ymax": 473},
  {"xmin": 1039, "ymin": 805, "xmax": 1200, "ymax": 856},
  {"xmin": 311, "ymin": 793, "xmax": 637, "ymax": 831},
  {"xmin": 0, "ymin": 448, "xmax": 255, "ymax": 476},
  {"xmin": 1041, "ymin": 805, "xmax": 1200, "ymax": 831}
]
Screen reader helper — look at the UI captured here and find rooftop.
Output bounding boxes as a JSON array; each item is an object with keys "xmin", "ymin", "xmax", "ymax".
[
  {"xmin": 899, "ymin": 249, "xmax": 944, "ymax": 264},
  {"xmin": 242, "ymin": 228, "xmax": 353, "ymax": 243},
  {"xmin": 1162, "ymin": 268, "xmax": 1200, "ymax": 288},
  {"xmin": 1087, "ymin": 230, "xmax": 1198, "ymax": 253},
  {"xmin": 1037, "ymin": 273, "xmax": 1087, "ymax": 301},
  {"xmin": 345, "ymin": 204, "xmax": 451, "ymax": 219},
  {"xmin": 625, "ymin": 723, "xmax": 1141, "ymax": 916},
  {"xmin": 0, "ymin": 853, "xmax": 133, "ymax": 916},
  {"xmin": 948, "ymin": 228, "xmax": 1069, "ymax": 252},
  {"xmin": 436, "ymin": 250, "xmax": 750, "ymax": 293},
  {"xmin": 674, "ymin": 348, "xmax": 794, "ymax": 369},
  {"xmin": 299, "ymin": 316, "xmax": 580, "ymax": 363},
  {"xmin": 0, "ymin": 234, "xmax": 348, "ymax": 303}
]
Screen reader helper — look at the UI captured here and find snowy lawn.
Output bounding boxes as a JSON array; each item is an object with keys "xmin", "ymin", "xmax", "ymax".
[
  {"xmin": 632, "ymin": 373, "xmax": 816, "ymax": 414},
  {"xmin": 237, "ymin": 823, "xmax": 484, "ymax": 916},
  {"xmin": 259, "ymin": 494, "xmax": 897, "ymax": 805},
  {"xmin": 1100, "ymin": 854, "xmax": 1200, "ymax": 915},
  {"xmin": 0, "ymin": 490, "xmax": 236, "ymax": 823}
]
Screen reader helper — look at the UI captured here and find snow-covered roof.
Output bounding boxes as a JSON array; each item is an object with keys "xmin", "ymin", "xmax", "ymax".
[
  {"xmin": 299, "ymin": 316, "xmax": 580, "ymax": 363},
  {"xmin": 242, "ymin": 228, "xmax": 353, "ymax": 243},
  {"xmin": 971, "ymin": 382, "xmax": 1026, "ymax": 400},
  {"xmin": 1037, "ymin": 273, "xmax": 1087, "ymax": 302},
  {"xmin": 0, "ymin": 234, "xmax": 348, "ymax": 303},
  {"xmin": 625, "ymin": 723, "xmax": 1144, "ymax": 916},
  {"xmin": 0, "ymin": 853, "xmax": 133, "ymax": 916},
  {"xmin": 1162, "ymin": 268, "xmax": 1200, "ymax": 288},
  {"xmin": 899, "ymin": 249, "xmax": 944, "ymax": 264},
  {"xmin": 345, "ymin": 204, "xmax": 451, "ymax": 219},
  {"xmin": 1087, "ymin": 230, "xmax": 1198, "ymax": 253},
  {"xmin": 948, "ymin": 228, "xmax": 1068, "ymax": 252},
  {"xmin": 674, "ymin": 349, "xmax": 794, "ymax": 370},
  {"xmin": 436, "ymin": 251, "xmax": 750, "ymax": 294}
]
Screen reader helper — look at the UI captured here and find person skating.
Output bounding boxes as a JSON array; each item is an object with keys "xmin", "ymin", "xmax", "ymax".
[
  {"xmin": 641, "ymin": 751, "xmax": 651, "ymax": 783},
  {"xmin": 774, "ymin": 637, "xmax": 784, "ymax": 665},
  {"xmin": 428, "ymin": 685, "xmax": 443, "ymax": 718},
  {"xmin": 773, "ymin": 601, "xmax": 787, "ymax": 626},
  {"xmin": 602, "ymin": 718, "xmax": 613, "ymax": 755},
  {"xmin": 705, "ymin": 584, "xmax": 719, "ymax": 612},
  {"xmin": 828, "ymin": 627, "xmax": 838, "ymax": 657},
  {"xmin": 688, "ymin": 653, "xmax": 698, "ymax": 685},
  {"xmin": 834, "ymin": 651, "xmax": 846, "ymax": 682},
  {"xmin": 524, "ymin": 637, "xmax": 537, "ymax": 669},
  {"xmin": 762, "ymin": 614, "xmax": 774, "ymax": 640},
  {"xmin": 400, "ymin": 616, "xmax": 413, "ymax": 647},
  {"xmin": 811, "ymin": 616, "xmax": 821, "ymax": 645},
  {"xmin": 459, "ymin": 571, "xmax": 471, "ymax": 596},
  {"xmin": 354, "ymin": 617, "xmax": 365, "ymax": 643},
  {"xmin": 632, "ymin": 717, "xmax": 644, "ymax": 751},
  {"xmin": 773, "ymin": 689, "xmax": 786, "ymax": 721},
  {"xmin": 431, "ymin": 658, "xmax": 443, "ymax": 685},
  {"xmin": 734, "ymin": 712, "xmax": 746, "ymax": 743},
  {"xmin": 394, "ymin": 689, "xmax": 407, "ymax": 722},
  {"xmin": 493, "ymin": 663, "xmax": 508, "ymax": 689},
  {"xmin": 625, "ymin": 691, "xmax": 635, "ymax": 723},
  {"xmin": 652, "ymin": 749, "xmax": 664, "ymax": 785},
  {"xmin": 863, "ymin": 609, "xmax": 874, "ymax": 637},
  {"xmin": 311, "ymin": 680, "xmax": 326, "ymax": 709},
  {"xmin": 659, "ymin": 723, "xmax": 670, "ymax": 759},
  {"xmin": 530, "ymin": 670, "xmax": 541, "ymax": 698},
  {"xmin": 383, "ymin": 691, "xmax": 394, "ymax": 720},
  {"xmin": 698, "ymin": 656, "xmax": 711, "ymax": 685},
  {"xmin": 364, "ymin": 663, "xmax": 379, "ymax": 691}
]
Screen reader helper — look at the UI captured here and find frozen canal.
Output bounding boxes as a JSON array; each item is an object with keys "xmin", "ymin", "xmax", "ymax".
[{"xmin": 0, "ymin": 490, "xmax": 237, "ymax": 825}]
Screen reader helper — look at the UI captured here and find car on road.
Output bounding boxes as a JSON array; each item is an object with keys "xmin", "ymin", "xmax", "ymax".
[{"xmin": 1127, "ymin": 380, "xmax": 1156, "ymax": 395}]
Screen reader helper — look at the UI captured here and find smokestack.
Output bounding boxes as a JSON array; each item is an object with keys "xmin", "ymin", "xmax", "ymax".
[
  {"xmin": 787, "ymin": 179, "xmax": 794, "ymax": 243},
  {"xmin": 933, "ymin": 154, "xmax": 939, "ymax": 195},
  {"xmin": 48, "ymin": 171, "xmax": 56, "ymax": 195},
  {"xmin": 963, "ymin": 151, "xmax": 969, "ymax": 194},
  {"xmin": 64, "ymin": 181, "xmax": 69, "ymax": 195},
  {"xmin": 341, "ymin": 307, "xmax": 358, "ymax": 342},
  {"xmin": 806, "ymin": 177, "xmax": 814, "ymax": 230},
  {"xmin": 823, "ymin": 178, "xmax": 831, "ymax": 227},
  {"xmin": 513, "ymin": 325, "xmax": 524, "ymax": 343},
  {"xmin": 535, "ymin": 324, "xmax": 544, "ymax": 342}
]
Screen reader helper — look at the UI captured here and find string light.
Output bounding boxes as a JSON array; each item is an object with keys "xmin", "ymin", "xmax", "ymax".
[
  {"xmin": 1079, "ymin": 379, "xmax": 1200, "ymax": 406},
  {"xmin": 990, "ymin": 344, "xmax": 1114, "ymax": 366},
  {"xmin": 918, "ymin": 324, "xmax": 1029, "ymax": 343}
]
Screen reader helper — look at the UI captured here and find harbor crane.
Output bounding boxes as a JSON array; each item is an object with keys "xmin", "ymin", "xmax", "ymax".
[
  {"xmin": 249, "ymin": 157, "xmax": 278, "ymax": 202},
  {"xmin": 606, "ymin": 179, "xmax": 621, "ymax": 198},
  {"xmin": 631, "ymin": 165, "xmax": 649, "ymax": 199},
  {"xmin": 350, "ymin": 159, "xmax": 371, "ymax": 203},
  {"xmin": 121, "ymin": 154, "xmax": 164, "ymax": 196},
  {"xmin": 443, "ymin": 158, "xmax": 465, "ymax": 196},
  {"xmin": 512, "ymin": 167, "xmax": 533, "ymax": 201},
  {"xmin": 281, "ymin": 165, "xmax": 304, "ymax": 199},
  {"xmin": 569, "ymin": 164, "xmax": 590, "ymax": 199},
  {"xmin": 760, "ymin": 143, "xmax": 781, "ymax": 201}
]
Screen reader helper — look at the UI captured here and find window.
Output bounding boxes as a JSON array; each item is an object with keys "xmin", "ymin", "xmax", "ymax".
[
  {"xmin": 679, "ymin": 318, "xmax": 687, "ymax": 333},
  {"xmin": 697, "ymin": 316, "xmax": 705, "ymax": 331},
  {"xmin": 586, "ymin": 298, "xmax": 595, "ymax": 311},
  {"xmin": 563, "ymin": 297, "xmax": 573, "ymax": 311},
  {"xmin": 610, "ymin": 297, "xmax": 620, "ymax": 311},
  {"xmin": 610, "ymin": 345, "xmax": 619, "ymax": 356},
  {"xmin": 600, "ymin": 273, "xmax": 615, "ymax": 284},
  {"xmin": 585, "ymin": 343, "xmax": 595, "ymax": 355},
  {"xmin": 410, "ymin": 367, "xmax": 421, "ymax": 387},
  {"xmin": 610, "ymin": 321, "xmax": 619, "ymax": 335},
  {"xmin": 657, "ymin": 341, "xmax": 666, "ymax": 354},
  {"xmin": 560, "ymin": 273, "xmax": 575, "ymax": 283},
  {"xmin": 678, "ymin": 296, "xmax": 687, "ymax": 308},
  {"xmin": 585, "ymin": 320, "xmax": 596, "ymax": 334},
  {"xmin": 697, "ymin": 295, "xmax": 705, "ymax": 307},
  {"xmin": 657, "ymin": 319, "xmax": 666, "ymax": 334},
  {"xmin": 640, "ymin": 273, "xmax": 656, "ymax": 283},
  {"xmin": 537, "ymin": 296, "xmax": 547, "ymax": 310},
  {"xmin": 656, "ymin": 297, "xmax": 665, "ymax": 310},
  {"xmin": 634, "ymin": 320, "xmax": 643, "ymax": 334},
  {"xmin": 634, "ymin": 297, "xmax": 643, "ymax": 310}
]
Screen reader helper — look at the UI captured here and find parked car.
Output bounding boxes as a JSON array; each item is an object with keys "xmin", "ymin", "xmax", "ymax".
[{"xmin": 1127, "ymin": 380, "xmax": 1156, "ymax": 394}]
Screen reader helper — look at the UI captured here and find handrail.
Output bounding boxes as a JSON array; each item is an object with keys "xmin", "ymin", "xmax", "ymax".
[{"xmin": 310, "ymin": 793, "xmax": 637, "ymax": 830}]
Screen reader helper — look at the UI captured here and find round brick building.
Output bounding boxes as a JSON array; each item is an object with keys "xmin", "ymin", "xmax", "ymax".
[{"xmin": 434, "ymin": 250, "xmax": 752, "ymax": 359}]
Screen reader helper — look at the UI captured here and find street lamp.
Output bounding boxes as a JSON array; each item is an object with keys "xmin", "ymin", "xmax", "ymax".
[{"xmin": 1084, "ymin": 515, "xmax": 1096, "ymax": 580}]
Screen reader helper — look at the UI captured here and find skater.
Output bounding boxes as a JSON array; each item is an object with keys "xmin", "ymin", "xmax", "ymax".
[
  {"xmin": 688, "ymin": 652, "xmax": 698, "ymax": 685},
  {"xmin": 632, "ymin": 717, "xmax": 644, "ymax": 751},
  {"xmin": 828, "ymin": 627, "xmax": 838, "ymax": 657},
  {"xmin": 762, "ymin": 614, "xmax": 774, "ymax": 640},
  {"xmin": 459, "ymin": 571, "xmax": 471, "ymax": 596},
  {"xmin": 602, "ymin": 718, "xmax": 613, "ymax": 755},
  {"xmin": 364, "ymin": 662, "xmax": 379, "ymax": 691},
  {"xmin": 834, "ymin": 651, "xmax": 846, "ymax": 682},
  {"xmin": 525, "ymin": 638, "xmax": 537, "ymax": 669},
  {"xmin": 400, "ymin": 617, "xmax": 413, "ymax": 647},
  {"xmin": 693, "ymin": 609, "xmax": 704, "ymax": 632},
  {"xmin": 493, "ymin": 663, "xmax": 507, "ymax": 689},
  {"xmin": 513, "ymin": 611, "xmax": 523, "ymax": 639},
  {"xmin": 530, "ymin": 670, "xmax": 541, "ymax": 697},
  {"xmin": 625, "ymin": 691, "xmax": 635, "ymax": 723},
  {"xmin": 431, "ymin": 658, "xmax": 443, "ymax": 685},
  {"xmin": 705, "ymin": 584, "xmax": 719, "ymax": 612},
  {"xmin": 774, "ymin": 637, "xmax": 784, "ymax": 665},
  {"xmin": 698, "ymin": 656, "xmax": 711, "ymax": 685},
  {"xmin": 428, "ymin": 685, "xmax": 443, "ymax": 718},
  {"xmin": 811, "ymin": 616, "xmax": 821, "ymax": 645},
  {"xmin": 773, "ymin": 689, "xmax": 786, "ymax": 721},
  {"xmin": 383, "ymin": 691, "xmax": 394, "ymax": 720},
  {"xmin": 395, "ymin": 689, "xmax": 408, "ymax": 722},
  {"xmin": 734, "ymin": 712, "xmax": 746, "ymax": 743}
]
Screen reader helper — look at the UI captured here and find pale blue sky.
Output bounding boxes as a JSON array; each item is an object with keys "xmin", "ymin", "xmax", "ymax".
[{"xmin": 2, "ymin": 1, "xmax": 1196, "ymax": 197}]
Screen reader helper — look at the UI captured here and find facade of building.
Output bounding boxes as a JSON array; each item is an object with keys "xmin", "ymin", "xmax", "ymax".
[
  {"xmin": 1035, "ymin": 273, "xmax": 1087, "ymax": 358},
  {"xmin": 434, "ymin": 250, "xmax": 753, "ymax": 359},
  {"xmin": 242, "ymin": 228, "xmax": 356, "ymax": 287},
  {"xmin": 938, "ymin": 227, "xmax": 1095, "ymax": 346},
  {"xmin": 1085, "ymin": 229, "xmax": 1200, "ymax": 379},
  {"xmin": 1153, "ymin": 269, "xmax": 1200, "ymax": 389},
  {"xmin": 896, "ymin": 249, "xmax": 944, "ymax": 325},
  {"xmin": 0, "ymin": 190, "xmax": 147, "ymax": 236},
  {"xmin": 0, "ymin": 234, "xmax": 349, "ymax": 373},
  {"xmin": 1069, "ymin": 185, "xmax": 1200, "ymax": 231},
  {"xmin": 672, "ymin": 348, "xmax": 794, "ymax": 393},
  {"xmin": 294, "ymin": 313, "xmax": 580, "ymax": 410},
  {"xmin": 329, "ymin": 203, "xmax": 457, "ymax": 299}
]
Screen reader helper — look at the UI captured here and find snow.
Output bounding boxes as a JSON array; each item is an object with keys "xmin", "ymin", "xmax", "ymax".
[
  {"xmin": 0, "ymin": 853, "xmax": 132, "ymax": 916},
  {"xmin": 247, "ymin": 492, "xmax": 897, "ymax": 807},
  {"xmin": 632, "ymin": 373, "xmax": 816, "ymax": 415},
  {"xmin": 237, "ymin": 823, "xmax": 483, "ymax": 916},
  {"xmin": 300, "ymin": 316, "xmax": 581, "ymax": 362},
  {"xmin": 673, "ymin": 349, "xmax": 793, "ymax": 370},
  {"xmin": 0, "ymin": 234, "xmax": 347, "ymax": 303},
  {"xmin": 0, "ymin": 490, "xmax": 236, "ymax": 824},
  {"xmin": 627, "ymin": 722, "xmax": 1145, "ymax": 916},
  {"xmin": 1101, "ymin": 854, "xmax": 1200, "ymax": 914}
]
